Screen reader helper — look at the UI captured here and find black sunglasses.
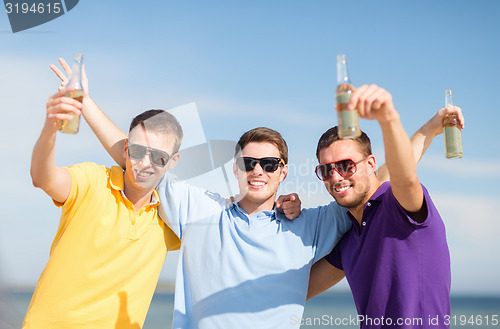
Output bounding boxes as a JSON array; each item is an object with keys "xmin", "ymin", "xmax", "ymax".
[
  {"xmin": 128, "ymin": 144, "xmax": 173, "ymax": 167},
  {"xmin": 236, "ymin": 157, "xmax": 285, "ymax": 173},
  {"xmin": 315, "ymin": 158, "xmax": 366, "ymax": 181}
]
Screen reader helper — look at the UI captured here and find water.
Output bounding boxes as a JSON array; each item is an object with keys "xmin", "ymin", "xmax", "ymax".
[{"xmin": 3, "ymin": 290, "xmax": 500, "ymax": 328}]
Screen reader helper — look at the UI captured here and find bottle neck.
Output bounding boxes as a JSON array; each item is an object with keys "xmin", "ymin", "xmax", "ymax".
[
  {"xmin": 337, "ymin": 55, "xmax": 351, "ymax": 85},
  {"xmin": 445, "ymin": 90, "xmax": 454, "ymax": 107},
  {"xmin": 337, "ymin": 65, "xmax": 350, "ymax": 84},
  {"xmin": 67, "ymin": 60, "xmax": 83, "ymax": 90}
]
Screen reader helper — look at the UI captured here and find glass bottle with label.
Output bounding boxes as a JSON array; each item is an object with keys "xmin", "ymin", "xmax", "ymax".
[
  {"xmin": 59, "ymin": 54, "xmax": 84, "ymax": 134},
  {"xmin": 336, "ymin": 54, "xmax": 361, "ymax": 139},
  {"xmin": 443, "ymin": 89, "xmax": 463, "ymax": 159}
]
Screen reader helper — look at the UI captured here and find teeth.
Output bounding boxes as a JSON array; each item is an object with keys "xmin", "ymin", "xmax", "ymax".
[
  {"xmin": 250, "ymin": 181, "xmax": 265, "ymax": 186},
  {"xmin": 335, "ymin": 185, "xmax": 350, "ymax": 192},
  {"xmin": 138, "ymin": 172, "xmax": 153, "ymax": 178}
]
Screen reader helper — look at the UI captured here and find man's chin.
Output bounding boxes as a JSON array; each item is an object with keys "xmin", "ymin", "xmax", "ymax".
[
  {"xmin": 134, "ymin": 179, "xmax": 157, "ymax": 189},
  {"xmin": 241, "ymin": 190, "xmax": 275, "ymax": 203},
  {"xmin": 331, "ymin": 193, "xmax": 363, "ymax": 209}
]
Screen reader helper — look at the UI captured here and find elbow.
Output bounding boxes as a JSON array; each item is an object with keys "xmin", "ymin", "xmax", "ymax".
[
  {"xmin": 406, "ymin": 174, "xmax": 420, "ymax": 188},
  {"xmin": 31, "ymin": 175, "xmax": 43, "ymax": 189},
  {"xmin": 30, "ymin": 169, "xmax": 40, "ymax": 188},
  {"xmin": 306, "ymin": 286, "xmax": 317, "ymax": 301},
  {"xmin": 30, "ymin": 168, "xmax": 46, "ymax": 189}
]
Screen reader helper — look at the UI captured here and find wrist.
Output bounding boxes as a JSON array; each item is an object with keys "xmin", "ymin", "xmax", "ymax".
[
  {"xmin": 377, "ymin": 110, "xmax": 400, "ymax": 127},
  {"xmin": 41, "ymin": 122, "xmax": 59, "ymax": 138},
  {"xmin": 420, "ymin": 119, "xmax": 441, "ymax": 138}
]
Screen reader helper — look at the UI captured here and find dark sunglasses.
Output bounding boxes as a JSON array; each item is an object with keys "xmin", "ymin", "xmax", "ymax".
[
  {"xmin": 236, "ymin": 157, "xmax": 285, "ymax": 173},
  {"xmin": 128, "ymin": 144, "xmax": 173, "ymax": 167},
  {"xmin": 315, "ymin": 158, "xmax": 366, "ymax": 181}
]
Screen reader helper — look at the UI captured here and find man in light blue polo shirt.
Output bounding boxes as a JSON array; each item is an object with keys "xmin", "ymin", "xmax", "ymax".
[{"xmin": 158, "ymin": 127, "xmax": 351, "ymax": 328}]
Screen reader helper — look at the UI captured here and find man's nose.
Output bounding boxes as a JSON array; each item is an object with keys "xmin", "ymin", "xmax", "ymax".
[
  {"xmin": 329, "ymin": 168, "xmax": 344, "ymax": 181},
  {"xmin": 139, "ymin": 151, "xmax": 153, "ymax": 166},
  {"xmin": 251, "ymin": 163, "xmax": 264, "ymax": 175}
]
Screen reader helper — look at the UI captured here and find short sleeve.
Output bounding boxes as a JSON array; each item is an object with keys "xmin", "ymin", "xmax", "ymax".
[
  {"xmin": 309, "ymin": 202, "xmax": 351, "ymax": 263},
  {"xmin": 325, "ymin": 243, "xmax": 343, "ymax": 271},
  {"xmin": 53, "ymin": 162, "xmax": 105, "ymax": 224},
  {"xmin": 157, "ymin": 172, "xmax": 228, "ymax": 239},
  {"xmin": 384, "ymin": 184, "xmax": 436, "ymax": 228}
]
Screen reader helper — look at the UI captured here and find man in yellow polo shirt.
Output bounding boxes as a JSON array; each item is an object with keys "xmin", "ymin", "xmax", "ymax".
[{"xmin": 24, "ymin": 89, "xmax": 182, "ymax": 328}]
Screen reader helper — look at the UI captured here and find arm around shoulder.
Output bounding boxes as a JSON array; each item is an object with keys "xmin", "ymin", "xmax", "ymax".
[{"xmin": 307, "ymin": 258, "xmax": 345, "ymax": 300}]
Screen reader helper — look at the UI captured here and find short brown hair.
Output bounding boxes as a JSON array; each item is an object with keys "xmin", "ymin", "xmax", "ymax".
[
  {"xmin": 316, "ymin": 126, "xmax": 372, "ymax": 161},
  {"xmin": 129, "ymin": 109, "xmax": 183, "ymax": 153},
  {"xmin": 235, "ymin": 127, "xmax": 288, "ymax": 164}
]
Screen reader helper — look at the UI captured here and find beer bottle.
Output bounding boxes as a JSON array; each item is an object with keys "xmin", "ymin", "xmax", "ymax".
[
  {"xmin": 336, "ymin": 54, "xmax": 361, "ymax": 139},
  {"xmin": 443, "ymin": 89, "xmax": 463, "ymax": 159},
  {"xmin": 59, "ymin": 54, "xmax": 84, "ymax": 134}
]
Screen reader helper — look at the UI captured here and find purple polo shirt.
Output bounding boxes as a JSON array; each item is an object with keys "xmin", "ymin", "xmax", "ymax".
[{"xmin": 326, "ymin": 182, "xmax": 451, "ymax": 328}]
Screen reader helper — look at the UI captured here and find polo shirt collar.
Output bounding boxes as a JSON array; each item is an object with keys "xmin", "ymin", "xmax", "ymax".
[
  {"xmin": 233, "ymin": 202, "xmax": 278, "ymax": 222},
  {"xmin": 370, "ymin": 181, "xmax": 390, "ymax": 201},
  {"xmin": 347, "ymin": 181, "xmax": 390, "ymax": 233},
  {"xmin": 110, "ymin": 166, "xmax": 160, "ymax": 207},
  {"xmin": 110, "ymin": 166, "xmax": 125, "ymax": 191}
]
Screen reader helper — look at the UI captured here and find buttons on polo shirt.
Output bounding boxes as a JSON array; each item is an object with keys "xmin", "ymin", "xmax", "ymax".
[
  {"xmin": 367, "ymin": 202, "xmax": 371, "ymax": 207},
  {"xmin": 362, "ymin": 222, "xmax": 366, "ymax": 227}
]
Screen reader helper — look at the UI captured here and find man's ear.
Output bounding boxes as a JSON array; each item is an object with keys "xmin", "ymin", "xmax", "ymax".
[
  {"xmin": 167, "ymin": 153, "xmax": 180, "ymax": 170},
  {"xmin": 122, "ymin": 139, "xmax": 129, "ymax": 160},
  {"xmin": 366, "ymin": 155, "xmax": 377, "ymax": 175},
  {"xmin": 279, "ymin": 164, "xmax": 288, "ymax": 183},
  {"xmin": 233, "ymin": 160, "xmax": 238, "ymax": 179}
]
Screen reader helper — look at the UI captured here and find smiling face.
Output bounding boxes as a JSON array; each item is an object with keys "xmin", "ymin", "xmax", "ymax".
[
  {"xmin": 233, "ymin": 142, "xmax": 288, "ymax": 214},
  {"xmin": 318, "ymin": 139, "xmax": 376, "ymax": 210},
  {"xmin": 123, "ymin": 125, "xmax": 178, "ymax": 192}
]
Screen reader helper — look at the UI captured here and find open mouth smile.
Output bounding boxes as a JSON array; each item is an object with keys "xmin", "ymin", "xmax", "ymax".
[{"xmin": 248, "ymin": 180, "xmax": 266, "ymax": 188}]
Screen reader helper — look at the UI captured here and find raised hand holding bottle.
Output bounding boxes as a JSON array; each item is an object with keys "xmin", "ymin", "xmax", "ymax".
[
  {"xmin": 443, "ymin": 89, "xmax": 463, "ymax": 159},
  {"xmin": 336, "ymin": 54, "xmax": 361, "ymax": 139},
  {"xmin": 59, "ymin": 54, "xmax": 84, "ymax": 134}
]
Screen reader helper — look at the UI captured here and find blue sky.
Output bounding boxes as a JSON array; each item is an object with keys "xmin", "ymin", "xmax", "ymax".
[{"xmin": 1, "ymin": 0, "xmax": 499, "ymax": 297}]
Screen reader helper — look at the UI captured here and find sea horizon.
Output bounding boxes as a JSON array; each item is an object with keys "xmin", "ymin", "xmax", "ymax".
[{"xmin": 3, "ymin": 286, "xmax": 500, "ymax": 329}]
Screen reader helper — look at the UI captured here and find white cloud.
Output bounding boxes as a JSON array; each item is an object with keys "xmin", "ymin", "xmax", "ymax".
[
  {"xmin": 433, "ymin": 193, "xmax": 500, "ymax": 241},
  {"xmin": 195, "ymin": 96, "xmax": 330, "ymax": 128},
  {"xmin": 420, "ymin": 154, "xmax": 500, "ymax": 179}
]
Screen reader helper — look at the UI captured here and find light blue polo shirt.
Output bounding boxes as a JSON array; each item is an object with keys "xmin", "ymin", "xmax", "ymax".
[{"xmin": 158, "ymin": 173, "xmax": 351, "ymax": 329}]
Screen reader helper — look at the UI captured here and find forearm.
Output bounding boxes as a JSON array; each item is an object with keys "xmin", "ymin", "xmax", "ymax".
[
  {"xmin": 82, "ymin": 97, "xmax": 127, "ymax": 168},
  {"xmin": 376, "ymin": 119, "xmax": 435, "ymax": 182},
  {"xmin": 409, "ymin": 119, "xmax": 438, "ymax": 164},
  {"xmin": 307, "ymin": 259, "xmax": 345, "ymax": 300},
  {"xmin": 380, "ymin": 116, "xmax": 418, "ymax": 184},
  {"xmin": 380, "ymin": 116, "xmax": 423, "ymax": 212}
]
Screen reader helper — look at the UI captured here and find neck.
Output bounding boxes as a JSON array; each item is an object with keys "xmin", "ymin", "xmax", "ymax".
[
  {"xmin": 238, "ymin": 196, "xmax": 276, "ymax": 216},
  {"xmin": 123, "ymin": 182, "xmax": 155, "ymax": 211},
  {"xmin": 348, "ymin": 178, "xmax": 381, "ymax": 225}
]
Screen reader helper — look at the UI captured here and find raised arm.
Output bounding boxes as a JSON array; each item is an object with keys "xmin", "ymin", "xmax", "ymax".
[
  {"xmin": 352, "ymin": 85, "xmax": 424, "ymax": 217},
  {"xmin": 409, "ymin": 105, "xmax": 464, "ymax": 163},
  {"xmin": 51, "ymin": 58, "xmax": 127, "ymax": 168},
  {"xmin": 31, "ymin": 91, "xmax": 81, "ymax": 203},
  {"xmin": 376, "ymin": 105, "xmax": 465, "ymax": 182}
]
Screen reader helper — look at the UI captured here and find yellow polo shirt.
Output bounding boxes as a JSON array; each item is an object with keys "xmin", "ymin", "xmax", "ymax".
[{"xmin": 23, "ymin": 162, "xmax": 180, "ymax": 329}]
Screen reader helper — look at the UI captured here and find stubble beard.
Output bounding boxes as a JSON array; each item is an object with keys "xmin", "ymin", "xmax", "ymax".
[{"xmin": 330, "ymin": 179, "xmax": 370, "ymax": 210}]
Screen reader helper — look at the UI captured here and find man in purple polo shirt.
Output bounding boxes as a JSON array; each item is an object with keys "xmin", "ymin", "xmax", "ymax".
[{"xmin": 307, "ymin": 85, "xmax": 452, "ymax": 328}]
